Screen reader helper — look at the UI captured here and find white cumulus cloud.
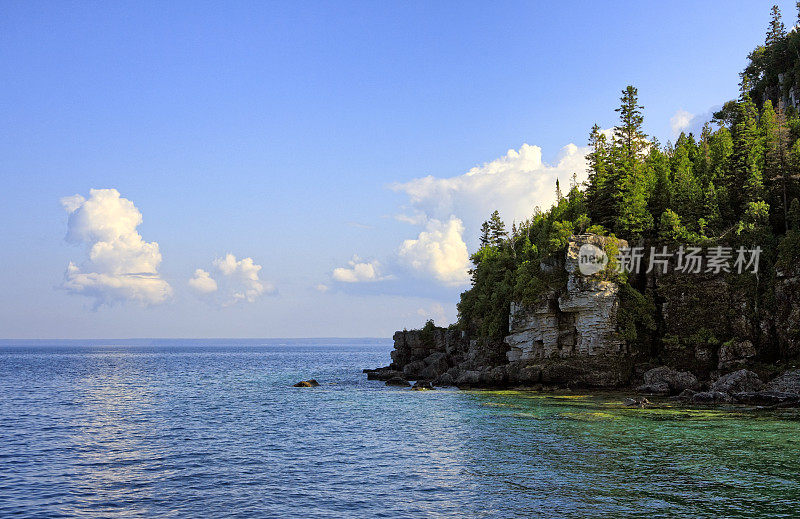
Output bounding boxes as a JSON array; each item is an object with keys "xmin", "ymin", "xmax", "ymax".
[
  {"xmin": 189, "ymin": 254, "xmax": 273, "ymax": 305},
  {"xmin": 391, "ymin": 142, "xmax": 588, "ymax": 236},
  {"xmin": 332, "ymin": 256, "xmax": 391, "ymax": 283},
  {"xmin": 188, "ymin": 269, "xmax": 218, "ymax": 294},
  {"xmin": 398, "ymin": 217, "xmax": 470, "ymax": 286},
  {"xmin": 60, "ymin": 188, "xmax": 172, "ymax": 307}
]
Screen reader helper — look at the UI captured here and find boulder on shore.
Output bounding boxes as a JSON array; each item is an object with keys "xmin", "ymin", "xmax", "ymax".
[
  {"xmin": 766, "ymin": 369, "xmax": 800, "ymax": 394},
  {"xmin": 456, "ymin": 370, "xmax": 481, "ymax": 388},
  {"xmin": 732, "ymin": 391, "xmax": 800, "ymax": 406},
  {"xmin": 636, "ymin": 366, "xmax": 699, "ymax": 395},
  {"xmin": 711, "ymin": 369, "xmax": 764, "ymax": 394}
]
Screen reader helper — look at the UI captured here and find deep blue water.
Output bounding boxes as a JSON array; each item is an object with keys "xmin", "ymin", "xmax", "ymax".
[{"xmin": 1, "ymin": 339, "xmax": 799, "ymax": 518}]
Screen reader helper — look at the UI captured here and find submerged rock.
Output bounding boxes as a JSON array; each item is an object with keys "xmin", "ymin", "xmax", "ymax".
[
  {"xmin": 623, "ymin": 397, "xmax": 650, "ymax": 407},
  {"xmin": 691, "ymin": 391, "xmax": 733, "ymax": 404},
  {"xmin": 293, "ymin": 379, "xmax": 320, "ymax": 387}
]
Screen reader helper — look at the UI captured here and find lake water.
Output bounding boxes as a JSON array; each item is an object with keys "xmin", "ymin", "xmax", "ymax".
[{"xmin": 0, "ymin": 339, "xmax": 798, "ymax": 518}]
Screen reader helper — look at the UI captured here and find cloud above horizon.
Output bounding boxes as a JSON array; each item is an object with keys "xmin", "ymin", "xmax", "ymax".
[
  {"xmin": 398, "ymin": 217, "xmax": 470, "ymax": 286},
  {"xmin": 332, "ymin": 256, "xmax": 391, "ymax": 283},
  {"xmin": 189, "ymin": 253, "xmax": 273, "ymax": 306},
  {"xmin": 60, "ymin": 188, "xmax": 172, "ymax": 307}
]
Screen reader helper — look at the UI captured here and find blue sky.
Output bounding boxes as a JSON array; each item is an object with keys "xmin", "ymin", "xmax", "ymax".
[{"xmin": 0, "ymin": 0, "xmax": 793, "ymax": 338}]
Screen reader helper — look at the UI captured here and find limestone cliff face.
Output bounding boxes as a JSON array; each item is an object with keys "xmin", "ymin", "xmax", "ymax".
[
  {"xmin": 374, "ymin": 235, "xmax": 633, "ymax": 389},
  {"xmin": 505, "ymin": 235, "xmax": 626, "ymax": 362}
]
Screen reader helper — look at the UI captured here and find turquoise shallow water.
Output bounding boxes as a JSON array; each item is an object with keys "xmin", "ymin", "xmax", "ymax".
[{"xmin": 0, "ymin": 339, "xmax": 798, "ymax": 518}]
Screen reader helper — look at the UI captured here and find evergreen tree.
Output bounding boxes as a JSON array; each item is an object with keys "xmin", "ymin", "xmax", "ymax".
[
  {"xmin": 614, "ymin": 86, "xmax": 647, "ymax": 160},
  {"xmin": 613, "ymin": 86, "xmax": 653, "ymax": 237},
  {"xmin": 585, "ymin": 124, "xmax": 615, "ymax": 229},
  {"xmin": 555, "ymin": 178, "xmax": 563, "ymax": 202},
  {"xmin": 773, "ymin": 101, "xmax": 791, "ymax": 231},
  {"xmin": 647, "ymin": 146, "xmax": 672, "ymax": 222},
  {"xmin": 479, "ymin": 220, "xmax": 491, "ymax": 248},
  {"xmin": 731, "ymin": 76, "xmax": 765, "ymax": 210},
  {"xmin": 767, "ymin": 5, "xmax": 786, "ymax": 45},
  {"xmin": 702, "ymin": 181, "xmax": 722, "ymax": 234},
  {"xmin": 671, "ymin": 135, "xmax": 704, "ymax": 229},
  {"xmin": 487, "ymin": 210, "xmax": 507, "ymax": 247},
  {"xmin": 695, "ymin": 123, "xmax": 713, "ymax": 185}
]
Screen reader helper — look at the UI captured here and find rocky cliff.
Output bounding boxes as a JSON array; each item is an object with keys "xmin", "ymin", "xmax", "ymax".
[
  {"xmin": 505, "ymin": 235, "xmax": 626, "ymax": 361},
  {"xmin": 370, "ymin": 235, "xmax": 635, "ymax": 389},
  {"xmin": 369, "ymin": 233, "xmax": 800, "ymax": 402}
]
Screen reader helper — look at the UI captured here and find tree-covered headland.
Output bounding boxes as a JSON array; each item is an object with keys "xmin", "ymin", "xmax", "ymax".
[{"xmin": 455, "ymin": 5, "xmax": 800, "ymax": 368}]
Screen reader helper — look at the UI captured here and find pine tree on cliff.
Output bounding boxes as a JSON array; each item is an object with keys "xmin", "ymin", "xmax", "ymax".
[
  {"xmin": 671, "ymin": 133, "xmax": 704, "ymax": 226},
  {"xmin": 555, "ymin": 178, "xmax": 563, "ymax": 203},
  {"xmin": 731, "ymin": 75, "xmax": 765, "ymax": 210},
  {"xmin": 707, "ymin": 126, "xmax": 735, "ymax": 225},
  {"xmin": 762, "ymin": 100, "xmax": 792, "ymax": 232},
  {"xmin": 767, "ymin": 5, "xmax": 786, "ymax": 45},
  {"xmin": 646, "ymin": 144, "xmax": 672, "ymax": 225},
  {"xmin": 585, "ymin": 124, "xmax": 615, "ymax": 230},
  {"xmin": 615, "ymin": 86, "xmax": 647, "ymax": 160},
  {"xmin": 614, "ymin": 85, "xmax": 653, "ymax": 237},
  {"xmin": 487, "ymin": 210, "xmax": 507, "ymax": 247},
  {"xmin": 695, "ymin": 123, "xmax": 713, "ymax": 185},
  {"xmin": 479, "ymin": 220, "xmax": 491, "ymax": 248}
]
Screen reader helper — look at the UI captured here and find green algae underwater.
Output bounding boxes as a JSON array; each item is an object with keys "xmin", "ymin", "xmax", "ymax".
[{"xmin": 450, "ymin": 389, "xmax": 800, "ymax": 516}]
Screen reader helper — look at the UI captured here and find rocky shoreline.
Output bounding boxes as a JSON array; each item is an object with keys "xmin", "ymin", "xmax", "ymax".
[
  {"xmin": 365, "ymin": 347, "xmax": 800, "ymax": 407},
  {"xmin": 366, "ymin": 234, "xmax": 800, "ymax": 407}
]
